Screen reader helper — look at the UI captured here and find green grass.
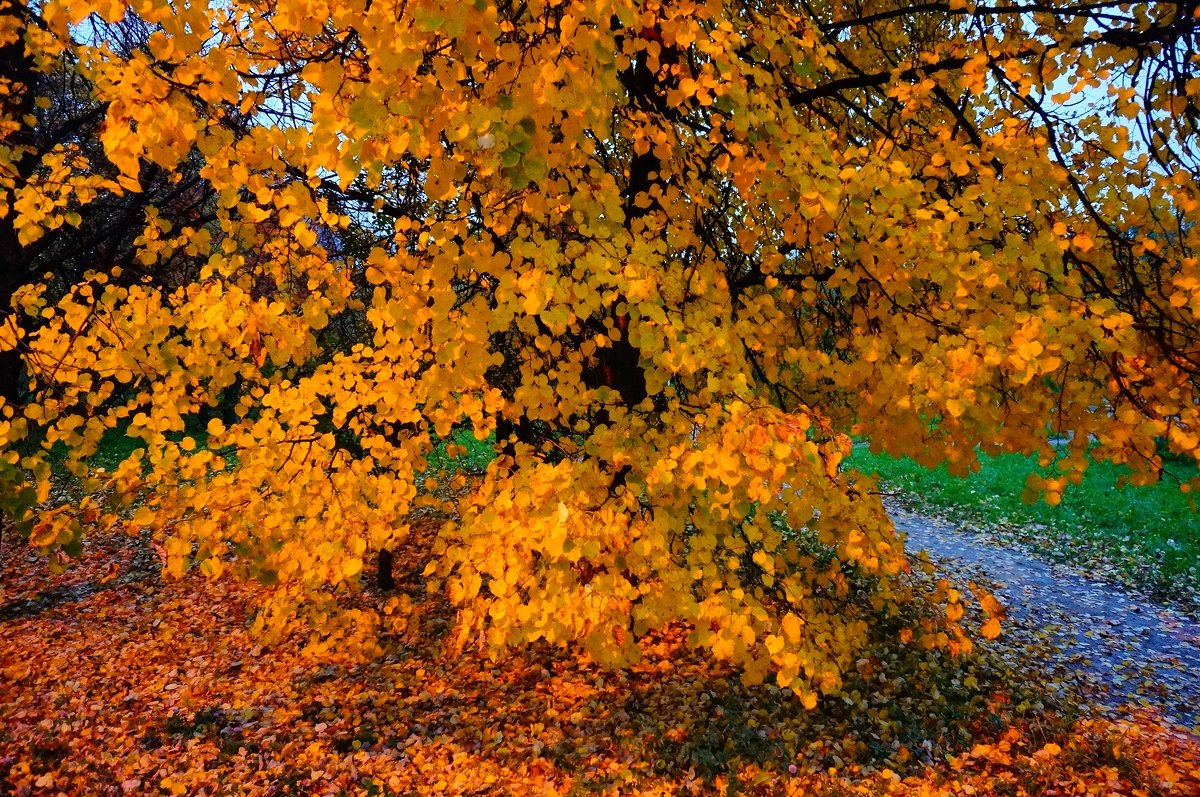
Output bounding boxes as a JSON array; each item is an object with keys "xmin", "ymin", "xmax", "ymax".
[
  {"xmin": 67, "ymin": 423, "xmax": 496, "ymax": 489},
  {"xmin": 65, "ymin": 421, "xmax": 1200, "ymax": 610},
  {"xmin": 419, "ymin": 429, "xmax": 495, "ymax": 476},
  {"xmin": 847, "ymin": 446, "xmax": 1200, "ymax": 611},
  {"xmin": 87, "ymin": 426, "xmax": 151, "ymax": 472}
]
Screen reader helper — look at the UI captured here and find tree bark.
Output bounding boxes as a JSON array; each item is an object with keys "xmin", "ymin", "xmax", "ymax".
[
  {"xmin": 377, "ymin": 549, "xmax": 395, "ymax": 591},
  {"xmin": 0, "ymin": 0, "xmax": 38, "ymax": 407}
]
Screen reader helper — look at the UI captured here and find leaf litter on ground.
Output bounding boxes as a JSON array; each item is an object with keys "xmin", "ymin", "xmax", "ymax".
[{"xmin": 1, "ymin": 515, "xmax": 1198, "ymax": 795}]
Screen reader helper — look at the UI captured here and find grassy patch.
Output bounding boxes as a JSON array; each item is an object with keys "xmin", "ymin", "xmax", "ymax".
[
  {"xmin": 847, "ymin": 447, "xmax": 1200, "ymax": 611},
  {"xmin": 420, "ymin": 428, "xmax": 495, "ymax": 476}
]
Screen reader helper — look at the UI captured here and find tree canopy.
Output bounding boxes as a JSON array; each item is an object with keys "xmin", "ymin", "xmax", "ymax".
[{"xmin": 1, "ymin": 0, "xmax": 1198, "ymax": 698}]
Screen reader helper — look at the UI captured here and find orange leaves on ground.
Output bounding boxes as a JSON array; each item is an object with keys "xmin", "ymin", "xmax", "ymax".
[{"xmin": 2, "ymin": 531, "xmax": 1199, "ymax": 796}]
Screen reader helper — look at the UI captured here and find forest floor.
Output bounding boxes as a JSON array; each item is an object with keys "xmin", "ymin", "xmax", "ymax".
[{"xmin": 2, "ymin": 510, "xmax": 1200, "ymax": 796}]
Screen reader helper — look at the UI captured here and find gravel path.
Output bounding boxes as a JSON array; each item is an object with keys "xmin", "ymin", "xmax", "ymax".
[{"xmin": 888, "ymin": 501, "xmax": 1200, "ymax": 730}]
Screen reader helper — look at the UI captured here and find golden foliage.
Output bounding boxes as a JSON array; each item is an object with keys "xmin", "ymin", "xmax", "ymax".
[{"xmin": 1, "ymin": 0, "xmax": 1198, "ymax": 693}]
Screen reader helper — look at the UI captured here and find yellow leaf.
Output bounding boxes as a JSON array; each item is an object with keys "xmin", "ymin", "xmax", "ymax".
[
  {"xmin": 979, "ymin": 592, "xmax": 1004, "ymax": 617},
  {"xmin": 981, "ymin": 617, "xmax": 1002, "ymax": 639},
  {"xmin": 781, "ymin": 612, "xmax": 803, "ymax": 642}
]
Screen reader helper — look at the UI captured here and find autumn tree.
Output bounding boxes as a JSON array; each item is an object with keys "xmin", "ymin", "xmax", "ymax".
[
  {"xmin": 2, "ymin": 0, "xmax": 1198, "ymax": 698},
  {"xmin": 0, "ymin": 3, "xmax": 227, "ymax": 546}
]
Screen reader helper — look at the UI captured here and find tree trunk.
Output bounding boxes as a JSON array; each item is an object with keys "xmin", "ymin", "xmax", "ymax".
[
  {"xmin": 376, "ymin": 549, "xmax": 395, "ymax": 591},
  {"xmin": 0, "ymin": 0, "xmax": 37, "ymax": 408}
]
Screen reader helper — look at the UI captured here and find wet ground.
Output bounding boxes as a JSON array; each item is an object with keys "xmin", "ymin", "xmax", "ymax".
[{"xmin": 890, "ymin": 501, "xmax": 1200, "ymax": 730}]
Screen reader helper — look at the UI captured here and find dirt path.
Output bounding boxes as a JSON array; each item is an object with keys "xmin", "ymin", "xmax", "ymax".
[{"xmin": 888, "ymin": 501, "xmax": 1200, "ymax": 730}]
